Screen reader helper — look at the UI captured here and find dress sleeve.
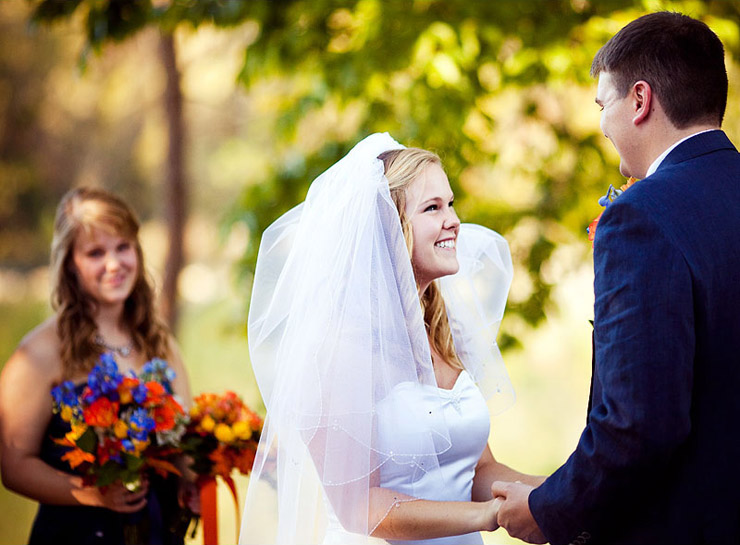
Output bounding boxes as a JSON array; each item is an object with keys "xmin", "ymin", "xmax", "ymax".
[{"xmin": 529, "ymin": 197, "xmax": 695, "ymax": 545}]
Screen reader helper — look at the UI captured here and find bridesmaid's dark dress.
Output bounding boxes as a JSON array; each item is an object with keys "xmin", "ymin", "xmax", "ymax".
[{"xmin": 27, "ymin": 385, "xmax": 185, "ymax": 545}]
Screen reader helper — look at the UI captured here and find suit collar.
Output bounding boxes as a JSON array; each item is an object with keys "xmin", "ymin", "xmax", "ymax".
[{"xmin": 657, "ymin": 129, "xmax": 737, "ymax": 173}]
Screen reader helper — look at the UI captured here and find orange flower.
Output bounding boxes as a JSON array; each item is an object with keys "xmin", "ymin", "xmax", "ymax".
[
  {"xmin": 61, "ymin": 448, "xmax": 95, "ymax": 469},
  {"xmin": 588, "ymin": 177, "xmax": 639, "ymax": 248},
  {"xmin": 620, "ymin": 176, "xmax": 638, "ymax": 192},
  {"xmin": 83, "ymin": 397, "xmax": 120, "ymax": 428},
  {"xmin": 587, "ymin": 212, "xmax": 602, "ymax": 247},
  {"xmin": 153, "ymin": 405, "xmax": 176, "ymax": 432},
  {"xmin": 209, "ymin": 445, "xmax": 234, "ymax": 479},
  {"xmin": 234, "ymin": 449, "xmax": 256, "ymax": 475},
  {"xmin": 117, "ymin": 377, "xmax": 140, "ymax": 405},
  {"xmin": 144, "ymin": 381, "xmax": 166, "ymax": 406}
]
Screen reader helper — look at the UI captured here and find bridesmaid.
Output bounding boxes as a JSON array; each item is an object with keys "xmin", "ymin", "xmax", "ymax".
[{"xmin": 0, "ymin": 187, "xmax": 197, "ymax": 545}]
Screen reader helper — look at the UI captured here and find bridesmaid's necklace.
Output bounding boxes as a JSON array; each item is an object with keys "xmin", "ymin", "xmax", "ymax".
[{"xmin": 94, "ymin": 334, "xmax": 134, "ymax": 357}]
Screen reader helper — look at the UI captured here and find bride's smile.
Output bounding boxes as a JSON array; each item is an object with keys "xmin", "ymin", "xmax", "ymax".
[{"xmin": 405, "ymin": 162, "xmax": 461, "ymax": 292}]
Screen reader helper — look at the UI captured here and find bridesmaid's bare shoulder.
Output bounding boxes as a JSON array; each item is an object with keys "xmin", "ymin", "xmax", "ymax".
[{"xmin": 6, "ymin": 317, "xmax": 63, "ymax": 384}]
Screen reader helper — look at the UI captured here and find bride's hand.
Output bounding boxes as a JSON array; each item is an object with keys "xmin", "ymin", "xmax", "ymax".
[{"xmin": 483, "ymin": 496, "xmax": 503, "ymax": 532}]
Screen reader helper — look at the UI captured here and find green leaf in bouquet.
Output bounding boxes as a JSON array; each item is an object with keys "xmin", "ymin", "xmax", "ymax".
[
  {"xmin": 124, "ymin": 452, "xmax": 145, "ymax": 472},
  {"xmin": 96, "ymin": 460, "xmax": 125, "ymax": 488},
  {"xmin": 77, "ymin": 427, "xmax": 98, "ymax": 453},
  {"xmin": 122, "ymin": 471, "xmax": 143, "ymax": 492}
]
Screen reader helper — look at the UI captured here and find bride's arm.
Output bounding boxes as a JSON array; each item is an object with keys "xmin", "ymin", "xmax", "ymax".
[
  {"xmin": 307, "ymin": 428, "xmax": 501, "ymax": 540},
  {"xmin": 367, "ymin": 443, "xmax": 545, "ymax": 540},
  {"xmin": 368, "ymin": 485, "xmax": 500, "ymax": 540},
  {"xmin": 471, "ymin": 444, "xmax": 545, "ymax": 502}
]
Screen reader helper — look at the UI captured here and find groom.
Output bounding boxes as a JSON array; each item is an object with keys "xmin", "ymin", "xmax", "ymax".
[{"xmin": 493, "ymin": 12, "xmax": 740, "ymax": 545}]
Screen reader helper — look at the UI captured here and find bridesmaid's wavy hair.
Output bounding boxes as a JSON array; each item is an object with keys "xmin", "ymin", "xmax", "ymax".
[
  {"xmin": 50, "ymin": 187, "xmax": 170, "ymax": 378},
  {"xmin": 378, "ymin": 148, "xmax": 463, "ymax": 371}
]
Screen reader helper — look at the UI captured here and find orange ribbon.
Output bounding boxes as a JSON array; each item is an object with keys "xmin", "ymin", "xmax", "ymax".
[{"xmin": 199, "ymin": 476, "xmax": 241, "ymax": 545}]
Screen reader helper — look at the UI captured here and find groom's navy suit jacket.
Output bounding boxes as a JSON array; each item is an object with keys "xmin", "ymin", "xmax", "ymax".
[{"xmin": 529, "ymin": 130, "xmax": 740, "ymax": 545}]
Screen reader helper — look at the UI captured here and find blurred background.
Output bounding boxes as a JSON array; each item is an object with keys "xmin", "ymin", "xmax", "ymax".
[{"xmin": 1, "ymin": 0, "xmax": 738, "ymax": 543}]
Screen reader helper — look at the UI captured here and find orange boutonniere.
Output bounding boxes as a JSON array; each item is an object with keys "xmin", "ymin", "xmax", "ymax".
[{"xmin": 587, "ymin": 177, "xmax": 638, "ymax": 247}]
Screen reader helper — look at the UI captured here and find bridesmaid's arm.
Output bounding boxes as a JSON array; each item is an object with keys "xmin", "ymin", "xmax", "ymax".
[
  {"xmin": 163, "ymin": 336, "xmax": 200, "ymax": 513},
  {"xmin": 471, "ymin": 444, "xmax": 545, "ymax": 502},
  {"xmin": 164, "ymin": 336, "xmax": 193, "ymax": 411}
]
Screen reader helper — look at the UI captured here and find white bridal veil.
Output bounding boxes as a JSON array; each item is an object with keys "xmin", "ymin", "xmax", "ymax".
[{"xmin": 239, "ymin": 133, "xmax": 514, "ymax": 544}]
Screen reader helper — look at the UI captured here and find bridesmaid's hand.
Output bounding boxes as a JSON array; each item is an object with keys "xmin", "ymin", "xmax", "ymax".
[
  {"xmin": 178, "ymin": 478, "xmax": 201, "ymax": 515},
  {"xmin": 96, "ymin": 480, "xmax": 149, "ymax": 513}
]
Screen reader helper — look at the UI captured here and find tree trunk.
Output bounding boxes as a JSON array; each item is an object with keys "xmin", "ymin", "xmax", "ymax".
[{"xmin": 159, "ymin": 32, "xmax": 185, "ymax": 331}]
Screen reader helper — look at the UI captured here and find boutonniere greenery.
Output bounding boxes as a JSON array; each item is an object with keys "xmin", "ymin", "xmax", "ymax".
[{"xmin": 587, "ymin": 177, "xmax": 638, "ymax": 247}]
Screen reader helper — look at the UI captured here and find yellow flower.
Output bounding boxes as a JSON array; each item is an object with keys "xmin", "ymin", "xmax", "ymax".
[
  {"xmin": 60, "ymin": 406, "xmax": 74, "ymax": 422},
  {"xmin": 200, "ymin": 414, "xmax": 216, "ymax": 432},
  {"xmin": 189, "ymin": 405, "xmax": 201, "ymax": 418},
  {"xmin": 65, "ymin": 423, "xmax": 87, "ymax": 443},
  {"xmin": 133, "ymin": 439, "xmax": 149, "ymax": 453},
  {"xmin": 114, "ymin": 420, "xmax": 129, "ymax": 439},
  {"xmin": 232, "ymin": 420, "xmax": 252, "ymax": 440},
  {"xmin": 214, "ymin": 423, "xmax": 235, "ymax": 443},
  {"xmin": 119, "ymin": 389, "xmax": 132, "ymax": 405}
]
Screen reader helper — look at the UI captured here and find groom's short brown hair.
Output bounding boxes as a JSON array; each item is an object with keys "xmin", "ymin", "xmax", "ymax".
[{"xmin": 591, "ymin": 11, "xmax": 727, "ymax": 129}]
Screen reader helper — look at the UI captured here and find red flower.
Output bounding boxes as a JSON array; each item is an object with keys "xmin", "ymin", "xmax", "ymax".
[
  {"xmin": 83, "ymin": 397, "xmax": 120, "ymax": 428},
  {"xmin": 97, "ymin": 437, "xmax": 123, "ymax": 465}
]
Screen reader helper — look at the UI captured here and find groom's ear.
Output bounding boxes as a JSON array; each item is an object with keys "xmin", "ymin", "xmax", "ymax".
[{"xmin": 631, "ymin": 80, "xmax": 653, "ymax": 126}]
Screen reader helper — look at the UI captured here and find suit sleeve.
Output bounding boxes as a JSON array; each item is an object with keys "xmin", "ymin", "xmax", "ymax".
[{"xmin": 528, "ymin": 197, "xmax": 695, "ymax": 545}]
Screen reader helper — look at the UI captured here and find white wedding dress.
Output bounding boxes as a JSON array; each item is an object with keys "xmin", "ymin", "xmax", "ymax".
[{"xmin": 323, "ymin": 370, "xmax": 490, "ymax": 545}]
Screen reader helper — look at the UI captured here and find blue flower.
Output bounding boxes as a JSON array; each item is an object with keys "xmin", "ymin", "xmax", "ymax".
[
  {"xmin": 132, "ymin": 383, "xmax": 148, "ymax": 404},
  {"xmin": 86, "ymin": 354, "xmax": 124, "ymax": 400},
  {"xmin": 140, "ymin": 358, "xmax": 176, "ymax": 393},
  {"xmin": 51, "ymin": 385, "xmax": 63, "ymax": 405},
  {"xmin": 129, "ymin": 407, "xmax": 155, "ymax": 441},
  {"xmin": 122, "ymin": 439, "xmax": 136, "ymax": 453},
  {"xmin": 51, "ymin": 381, "xmax": 80, "ymax": 408}
]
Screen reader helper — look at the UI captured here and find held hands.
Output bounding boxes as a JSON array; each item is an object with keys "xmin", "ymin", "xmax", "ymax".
[{"xmin": 491, "ymin": 481, "xmax": 547, "ymax": 544}]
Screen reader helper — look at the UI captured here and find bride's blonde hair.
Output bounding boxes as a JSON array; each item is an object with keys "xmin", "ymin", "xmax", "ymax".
[
  {"xmin": 50, "ymin": 187, "xmax": 171, "ymax": 378},
  {"xmin": 378, "ymin": 148, "xmax": 463, "ymax": 371}
]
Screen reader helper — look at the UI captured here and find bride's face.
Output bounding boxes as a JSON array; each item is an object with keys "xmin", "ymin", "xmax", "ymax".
[{"xmin": 404, "ymin": 163, "xmax": 460, "ymax": 291}]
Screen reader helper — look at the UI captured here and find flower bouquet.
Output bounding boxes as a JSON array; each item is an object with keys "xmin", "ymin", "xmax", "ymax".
[
  {"xmin": 179, "ymin": 391, "xmax": 263, "ymax": 545},
  {"xmin": 181, "ymin": 391, "xmax": 262, "ymax": 479},
  {"xmin": 51, "ymin": 353, "xmax": 187, "ymax": 491}
]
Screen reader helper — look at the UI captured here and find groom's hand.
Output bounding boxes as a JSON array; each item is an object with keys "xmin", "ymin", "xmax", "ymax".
[{"xmin": 492, "ymin": 481, "xmax": 547, "ymax": 544}]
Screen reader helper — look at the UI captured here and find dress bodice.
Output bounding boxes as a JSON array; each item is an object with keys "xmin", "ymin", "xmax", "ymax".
[
  {"xmin": 376, "ymin": 370, "xmax": 489, "ymax": 545},
  {"xmin": 323, "ymin": 370, "xmax": 490, "ymax": 545}
]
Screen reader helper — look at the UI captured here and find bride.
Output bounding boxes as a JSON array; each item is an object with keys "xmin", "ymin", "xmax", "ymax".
[{"xmin": 240, "ymin": 133, "xmax": 543, "ymax": 544}]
